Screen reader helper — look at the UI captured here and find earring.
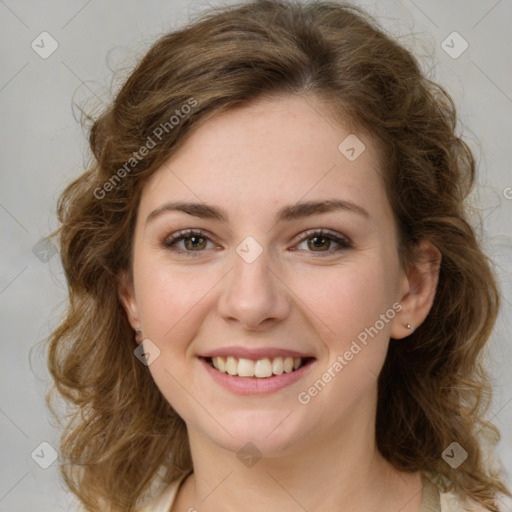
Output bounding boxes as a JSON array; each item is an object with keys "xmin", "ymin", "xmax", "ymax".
[
  {"xmin": 405, "ymin": 323, "xmax": 415, "ymax": 331},
  {"xmin": 135, "ymin": 328, "xmax": 143, "ymax": 343}
]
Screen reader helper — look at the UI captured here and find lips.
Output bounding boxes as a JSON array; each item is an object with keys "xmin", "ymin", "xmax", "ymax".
[
  {"xmin": 199, "ymin": 355, "xmax": 316, "ymax": 395},
  {"xmin": 198, "ymin": 346, "xmax": 315, "ymax": 381}
]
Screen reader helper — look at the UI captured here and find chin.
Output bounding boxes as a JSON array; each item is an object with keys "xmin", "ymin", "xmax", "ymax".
[{"xmin": 197, "ymin": 408, "xmax": 311, "ymax": 457}]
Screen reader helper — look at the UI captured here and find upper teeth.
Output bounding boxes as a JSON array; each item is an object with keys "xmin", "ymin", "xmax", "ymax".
[{"xmin": 211, "ymin": 356, "xmax": 303, "ymax": 378}]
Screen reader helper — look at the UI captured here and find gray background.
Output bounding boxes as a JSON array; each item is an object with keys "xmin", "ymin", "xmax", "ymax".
[{"xmin": 1, "ymin": 0, "xmax": 511, "ymax": 510}]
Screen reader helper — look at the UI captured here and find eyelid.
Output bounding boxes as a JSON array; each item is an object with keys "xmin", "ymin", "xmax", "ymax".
[
  {"xmin": 294, "ymin": 228, "xmax": 352, "ymax": 246},
  {"xmin": 292, "ymin": 229, "xmax": 352, "ymax": 255},
  {"xmin": 162, "ymin": 229, "xmax": 219, "ymax": 253},
  {"xmin": 162, "ymin": 228, "xmax": 352, "ymax": 256}
]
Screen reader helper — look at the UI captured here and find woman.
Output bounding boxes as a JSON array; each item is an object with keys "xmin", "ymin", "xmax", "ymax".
[{"xmin": 46, "ymin": 0, "xmax": 511, "ymax": 511}]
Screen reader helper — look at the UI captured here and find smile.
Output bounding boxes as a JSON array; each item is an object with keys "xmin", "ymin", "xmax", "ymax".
[
  {"xmin": 207, "ymin": 355, "xmax": 309, "ymax": 378},
  {"xmin": 199, "ymin": 354, "xmax": 316, "ymax": 395}
]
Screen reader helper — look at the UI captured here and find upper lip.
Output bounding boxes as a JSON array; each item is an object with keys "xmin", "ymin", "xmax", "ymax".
[{"xmin": 200, "ymin": 347, "xmax": 315, "ymax": 360}]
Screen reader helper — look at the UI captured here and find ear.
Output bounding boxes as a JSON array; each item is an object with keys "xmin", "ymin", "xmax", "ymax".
[
  {"xmin": 117, "ymin": 269, "xmax": 141, "ymax": 332},
  {"xmin": 390, "ymin": 239, "xmax": 442, "ymax": 340}
]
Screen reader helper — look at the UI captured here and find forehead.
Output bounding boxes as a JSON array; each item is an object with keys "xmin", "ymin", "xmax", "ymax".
[{"xmin": 138, "ymin": 94, "xmax": 389, "ymax": 226}]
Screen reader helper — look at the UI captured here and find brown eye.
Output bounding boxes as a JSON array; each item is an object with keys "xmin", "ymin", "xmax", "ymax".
[
  {"xmin": 295, "ymin": 230, "xmax": 352, "ymax": 255},
  {"xmin": 307, "ymin": 235, "xmax": 332, "ymax": 251},
  {"xmin": 182, "ymin": 235, "xmax": 207, "ymax": 251},
  {"xmin": 162, "ymin": 229, "xmax": 215, "ymax": 256}
]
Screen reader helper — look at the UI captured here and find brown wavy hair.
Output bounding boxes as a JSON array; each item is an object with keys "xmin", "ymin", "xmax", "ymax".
[{"xmin": 45, "ymin": 0, "xmax": 510, "ymax": 510}]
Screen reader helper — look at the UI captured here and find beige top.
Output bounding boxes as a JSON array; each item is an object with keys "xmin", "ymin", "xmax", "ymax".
[{"xmin": 137, "ymin": 471, "xmax": 502, "ymax": 512}]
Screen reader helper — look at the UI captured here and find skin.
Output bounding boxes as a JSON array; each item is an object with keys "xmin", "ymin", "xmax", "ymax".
[{"xmin": 119, "ymin": 93, "xmax": 441, "ymax": 512}]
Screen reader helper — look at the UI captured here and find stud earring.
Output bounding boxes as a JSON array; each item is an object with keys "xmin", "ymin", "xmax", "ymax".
[{"xmin": 405, "ymin": 323, "xmax": 415, "ymax": 331}]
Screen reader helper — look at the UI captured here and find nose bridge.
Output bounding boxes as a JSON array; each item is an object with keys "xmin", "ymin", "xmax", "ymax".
[{"xmin": 217, "ymin": 239, "xmax": 290, "ymax": 328}]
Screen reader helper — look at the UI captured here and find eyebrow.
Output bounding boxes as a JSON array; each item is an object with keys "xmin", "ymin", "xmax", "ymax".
[{"xmin": 145, "ymin": 199, "xmax": 370, "ymax": 227}]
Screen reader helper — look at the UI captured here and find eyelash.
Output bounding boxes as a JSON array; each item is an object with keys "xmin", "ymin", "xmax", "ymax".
[{"xmin": 162, "ymin": 229, "xmax": 352, "ymax": 258}]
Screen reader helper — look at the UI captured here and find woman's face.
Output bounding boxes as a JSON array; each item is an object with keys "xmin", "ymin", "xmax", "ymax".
[{"xmin": 120, "ymin": 94, "xmax": 412, "ymax": 456}]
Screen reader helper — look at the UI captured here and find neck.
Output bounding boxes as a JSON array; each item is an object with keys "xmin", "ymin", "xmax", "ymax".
[{"xmin": 178, "ymin": 389, "xmax": 423, "ymax": 512}]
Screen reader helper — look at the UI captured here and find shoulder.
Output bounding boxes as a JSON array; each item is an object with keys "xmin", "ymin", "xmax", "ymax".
[
  {"xmin": 422, "ymin": 472, "xmax": 512, "ymax": 512},
  {"xmin": 440, "ymin": 489, "xmax": 485, "ymax": 511},
  {"xmin": 136, "ymin": 471, "xmax": 192, "ymax": 512},
  {"xmin": 440, "ymin": 488, "xmax": 512, "ymax": 512}
]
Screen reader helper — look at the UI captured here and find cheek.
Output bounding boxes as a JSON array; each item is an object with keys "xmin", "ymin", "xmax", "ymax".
[
  {"xmin": 293, "ymin": 262, "xmax": 397, "ymax": 417},
  {"xmin": 135, "ymin": 262, "xmax": 212, "ymax": 421},
  {"xmin": 293, "ymin": 257, "xmax": 397, "ymax": 351},
  {"xmin": 136, "ymin": 268, "xmax": 204, "ymax": 343}
]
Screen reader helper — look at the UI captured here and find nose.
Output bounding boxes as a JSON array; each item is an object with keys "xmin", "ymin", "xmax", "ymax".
[{"xmin": 216, "ymin": 248, "xmax": 291, "ymax": 331}]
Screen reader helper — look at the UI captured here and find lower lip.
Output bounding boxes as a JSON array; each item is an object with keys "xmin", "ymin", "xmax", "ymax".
[{"xmin": 199, "ymin": 357, "xmax": 315, "ymax": 395}]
